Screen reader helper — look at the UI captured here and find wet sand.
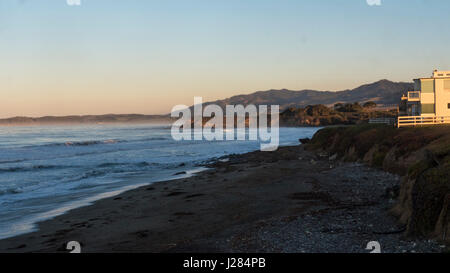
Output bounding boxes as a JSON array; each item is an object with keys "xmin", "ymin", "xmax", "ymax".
[{"xmin": 0, "ymin": 145, "xmax": 443, "ymax": 253}]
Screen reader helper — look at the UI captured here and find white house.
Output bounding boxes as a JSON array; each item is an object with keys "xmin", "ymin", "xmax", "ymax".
[{"xmin": 398, "ymin": 70, "xmax": 450, "ymax": 127}]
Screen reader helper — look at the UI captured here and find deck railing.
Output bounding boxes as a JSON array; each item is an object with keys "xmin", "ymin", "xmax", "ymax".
[
  {"xmin": 407, "ymin": 91, "xmax": 420, "ymax": 101},
  {"xmin": 369, "ymin": 118, "xmax": 396, "ymax": 125},
  {"xmin": 397, "ymin": 116, "xmax": 450, "ymax": 128}
]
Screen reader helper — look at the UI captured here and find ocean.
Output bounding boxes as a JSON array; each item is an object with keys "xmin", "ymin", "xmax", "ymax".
[{"xmin": 0, "ymin": 124, "xmax": 320, "ymax": 239}]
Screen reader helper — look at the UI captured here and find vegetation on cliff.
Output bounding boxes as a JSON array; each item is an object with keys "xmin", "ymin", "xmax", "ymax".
[
  {"xmin": 280, "ymin": 103, "xmax": 397, "ymax": 127},
  {"xmin": 307, "ymin": 124, "xmax": 450, "ymax": 244}
]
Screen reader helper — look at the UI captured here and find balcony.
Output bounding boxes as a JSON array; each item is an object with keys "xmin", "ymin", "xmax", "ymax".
[{"xmin": 407, "ymin": 91, "xmax": 420, "ymax": 102}]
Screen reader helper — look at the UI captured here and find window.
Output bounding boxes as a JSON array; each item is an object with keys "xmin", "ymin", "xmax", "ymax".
[
  {"xmin": 421, "ymin": 104, "xmax": 435, "ymax": 114},
  {"xmin": 421, "ymin": 80, "xmax": 435, "ymax": 93},
  {"xmin": 448, "ymin": 103, "xmax": 450, "ymax": 109},
  {"xmin": 408, "ymin": 92, "xmax": 420, "ymax": 99},
  {"xmin": 438, "ymin": 74, "xmax": 444, "ymax": 77},
  {"xmin": 445, "ymin": 80, "xmax": 450, "ymax": 90}
]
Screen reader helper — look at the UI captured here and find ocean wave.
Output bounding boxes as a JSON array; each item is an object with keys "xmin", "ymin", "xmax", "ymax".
[
  {"xmin": 96, "ymin": 162, "xmax": 155, "ymax": 168},
  {"xmin": 63, "ymin": 162, "xmax": 157, "ymax": 183},
  {"xmin": 140, "ymin": 137, "xmax": 171, "ymax": 141},
  {"xmin": 63, "ymin": 161, "xmax": 183, "ymax": 184},
  {"xmin": 0, "ymin": 187, "xmax": 23, "ymax": 196},
  {"xmin": 0, "ymin": 159, "xmax": 25, "ymax": 165},
  {"xmin": 0, "ymin": 165, "xmax": 64, "ymax": 173},
  {"xmin": 78, "ymin": 169, "xmax": 108, "ymax": 180},
  {"xmin": 71, "ymin": 183, "xmax": 101, "ymax": 190},
  {"xmin": 0, "ymin": 161, "xmax": 167, "ymax": 175},
  {"xmin": 20, "ymin": 139, "xmax": 123, "ymax": 149},
  {"xmin": 57, "ymin": 139, "xmax": 121, "ymax": 147},
  {"xmin": 19, "ymin": 137, "xmax": 171, "ymax": 150}
]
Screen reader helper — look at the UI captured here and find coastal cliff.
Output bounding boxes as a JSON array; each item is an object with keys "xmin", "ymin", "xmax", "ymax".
[{"xmin": 307, "ymin": 124, "xmax": 450, "ymax": 243}]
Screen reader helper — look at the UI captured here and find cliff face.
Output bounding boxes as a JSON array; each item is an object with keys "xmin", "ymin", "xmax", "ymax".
[{"xmin": 308, "ymin": 125, "xmax": 450, "ymax": 243}]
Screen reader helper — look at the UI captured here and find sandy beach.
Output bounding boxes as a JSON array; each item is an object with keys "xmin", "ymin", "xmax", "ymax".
[{"xmin": 0, "ymin": 144, "xmax": 444, "ymax": 253}]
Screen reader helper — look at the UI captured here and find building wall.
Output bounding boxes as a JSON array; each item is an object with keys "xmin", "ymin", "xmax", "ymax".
[
  {"xmin": 414, "ymin": 79, "xmax": 421, "ymax": 91},
  {"xmin": 435, "ymin": 78, "xmax": 450, "ymax": 116}
]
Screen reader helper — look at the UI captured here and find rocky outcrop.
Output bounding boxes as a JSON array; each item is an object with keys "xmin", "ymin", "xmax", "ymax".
[
  {"xmin": 308, "ymin": 124, "xmax": 450, "ymax": 243},
  {"xmin": 280, "ymin": 105, "xmax": 397, "ymax": 127}
]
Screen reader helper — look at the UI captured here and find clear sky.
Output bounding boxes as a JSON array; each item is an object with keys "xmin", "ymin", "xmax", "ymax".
[{"xmin": 1, "ymin": 0, "xmax": 450, "ymax": 118}]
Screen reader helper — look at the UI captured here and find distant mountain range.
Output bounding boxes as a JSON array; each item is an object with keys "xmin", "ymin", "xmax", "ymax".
[
  {"xmin": 199, "ymin": 80, "xmax": 413, "ymax": 110},
  {"xmin": 0, "ymin": 80, "xmax": 412, "ymax": 125}
]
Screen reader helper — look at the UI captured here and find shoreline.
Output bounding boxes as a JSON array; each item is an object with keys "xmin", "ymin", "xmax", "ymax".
[
  {"xmin": 0, "ymin": 166, "xmax": 209, "ymax": 241},
  {"xmin": 0, "ymin": 144, "xmax": 445, "ymax": 253}
]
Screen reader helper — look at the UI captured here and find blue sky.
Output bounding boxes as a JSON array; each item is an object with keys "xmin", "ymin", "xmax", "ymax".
[{"xmin": 1, "ymin": 0, "xmax": 450, "ymax": 117}]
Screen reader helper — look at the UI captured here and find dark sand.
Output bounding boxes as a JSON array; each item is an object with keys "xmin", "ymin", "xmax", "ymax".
[{"xmin": 0, "ymin": 145, "xmax": 444, "ymax": 253}]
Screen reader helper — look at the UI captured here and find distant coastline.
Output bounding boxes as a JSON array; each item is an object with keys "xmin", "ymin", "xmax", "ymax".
[
  {"xmin": 0, "ymin": 103, "xmax": 397, "ymax": 128},
  {"xmin": 0, "ymin": 114, "xmax": 174, "ymax": 126}
]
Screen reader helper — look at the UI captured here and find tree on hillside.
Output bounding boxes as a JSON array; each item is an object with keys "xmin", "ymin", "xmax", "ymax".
[
  {"xmin": 305, "ymin": 105, "xmax": 332, "ymax": 116},
  {"xmin": 363, "ymin": 101, "xmax": 377, "ymax": 108},
  {"xmin": 335, "ymin": 102, "xmax": 363, "ymax": 113},
  {"xmin": 334, "ymin": 103, "xmax": 344, "ymax": 110}
]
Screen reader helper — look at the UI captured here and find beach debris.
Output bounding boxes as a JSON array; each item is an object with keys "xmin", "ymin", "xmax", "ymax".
[
  {"xmin": 165, "ymin": 191, "xmax": 186, "ymax": 197},
  {"xmin": 299, "ymin": 138, "xmax": 310, "ymax": 144},
  {"xmin": 329, "ymin": 153, "xmax": 338, "ymax": 161}
]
